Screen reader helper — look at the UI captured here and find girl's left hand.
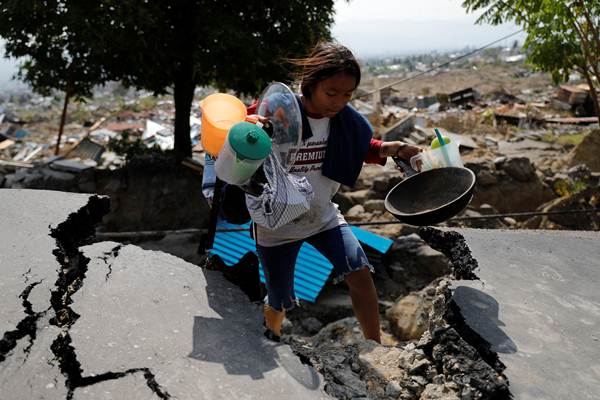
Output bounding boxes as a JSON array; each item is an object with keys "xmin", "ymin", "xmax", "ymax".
[
  {"xmin": 395, "ymin": 142, "xmax": 422, "ymax": 161},
  {"xmin": 378, "ymin": 140, "xmax": 423, "ymax": 160}
]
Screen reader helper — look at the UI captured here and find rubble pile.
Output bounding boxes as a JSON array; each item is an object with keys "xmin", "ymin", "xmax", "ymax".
[
  {"xmin": 0, "ymin": 84, "xmax": 211, "ymax": 171},
  {"xmin": 344, "ymin": 63, "xmax": 600, "ymax": 231},
  {"xmin": 290, "ymin": 227, "xmax": 509, "ymax": 400},
  {"xmin": 2, "ymin": 60, "xmax": 599, "ymax": 235}
]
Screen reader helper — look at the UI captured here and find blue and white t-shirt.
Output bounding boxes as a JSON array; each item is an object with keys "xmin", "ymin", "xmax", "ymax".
[{"xmin": 256, "ymin": 116, "xmax": 346, "ymax": 246}]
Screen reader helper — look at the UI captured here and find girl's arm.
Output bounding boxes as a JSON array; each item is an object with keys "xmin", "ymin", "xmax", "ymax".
[
  {"xmin": 365, "ymin": 139, "xmax": 422, "ymax": 164},
  {"xmin": 364, "ymin": 139, "xmax": 387, "ymax": 165}
]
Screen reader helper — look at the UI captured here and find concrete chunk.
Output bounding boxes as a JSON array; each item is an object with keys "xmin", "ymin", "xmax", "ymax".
[
  {"xmin": 72, "ymin": 242, "xmax": 327, "ymax": 399},
  {"xmin": 0, "ymin": 189, "xmax": 327, "ymax": 399},
  {"xmin": 452, "ymin": 229, "xmax": 600, "ymax": 400}
]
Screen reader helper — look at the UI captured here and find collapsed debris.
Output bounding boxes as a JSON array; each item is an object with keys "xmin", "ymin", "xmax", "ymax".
[
  {"xmin": 2, "ymin": 49, "xmax": 599, "ymax": 400},
  {"xmin": 288, "ymin": 227, "xmax": 510, "ymax": 400}
]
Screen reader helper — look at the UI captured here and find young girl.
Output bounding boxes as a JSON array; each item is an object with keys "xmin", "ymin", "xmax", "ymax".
[{"xmin": 256, "ymin": 42, "xmax": 421, "ymax": 343}]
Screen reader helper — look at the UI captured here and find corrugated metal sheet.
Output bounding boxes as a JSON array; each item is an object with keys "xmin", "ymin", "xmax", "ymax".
[
  {"xmin": 210, "ymin": 221, "xmax": 392, "ymax": 303},
  {"xmin": 350, "ymin": 226, "xmax": 393, "ymax": 254},
  {"xmin": 211, "ymin": 221, "xmax": 332, "ymax": 302},
  {"xmin": 66, "ymin": 137, "xmax": 105, "ymax": 162},
  {"xmin": 211, "ymin": 222, "xmax": 256, "ymax": 266}
]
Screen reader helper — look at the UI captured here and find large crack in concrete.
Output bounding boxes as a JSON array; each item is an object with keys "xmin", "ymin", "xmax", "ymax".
[
  {"xmin": 46, "ymin": 195, "xmax": 171, "ymax": 400},
  {"xmin": 98, "ymin": 244, "xmax": 122, "ymax": 281},
  {"xmin": 0, "ymin": 279, "xmax": 45, "ymax": 363},
  {"xmin": 418, "ymin": 227, "xmax": 479, "ymax": 280},
  {"xmin": 50, "ymin": 333, "xmax": 170, "ymax": 400},
  {"xmin": 22, "ymin": 267, "xmax": 32, "ymax": 283},
  {"xmin": 418, "ymin": 227, "xmax": 511, "ymax": 399}
]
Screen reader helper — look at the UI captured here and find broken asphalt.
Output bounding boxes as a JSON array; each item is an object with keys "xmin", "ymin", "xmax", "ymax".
[
  {"xmin": 0, "ymin": 189, "xmax": 327, "ymax": 400},
  {"xmin": 2, "ymin": 189, "xmax": 600, "ymax": 400},
  {"xmin": 446, "ymin": 228, "xmax": 600, "ymax": 400}
]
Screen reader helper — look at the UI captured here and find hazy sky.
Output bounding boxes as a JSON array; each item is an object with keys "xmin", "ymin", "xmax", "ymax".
[
  {"xmin": 332, "ymin": 0, "xmax": 524, "ymax": 57},
  {"xmin": 0, "ymin": 44, "xmax": 20, "ymax": 88},
  {"xmin": 1, "ymin": 1, "xmax": 524, "ymax": 87}
]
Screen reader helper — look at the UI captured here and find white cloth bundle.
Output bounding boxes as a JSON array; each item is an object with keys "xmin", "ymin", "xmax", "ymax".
[{"xmin": 246, "ymin": 153, "xmax": 313, "ymax": 230}]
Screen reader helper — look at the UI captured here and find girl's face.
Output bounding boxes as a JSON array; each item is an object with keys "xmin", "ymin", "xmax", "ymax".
[{"xmin": 304, "ymin": 72, "xmax": 357, "ymax": 118}]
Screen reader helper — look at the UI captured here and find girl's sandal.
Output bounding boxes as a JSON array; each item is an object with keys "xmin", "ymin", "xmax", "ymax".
[{"xmin": 262, "ymin": 320, "xmax": 281, "ymax": 343}]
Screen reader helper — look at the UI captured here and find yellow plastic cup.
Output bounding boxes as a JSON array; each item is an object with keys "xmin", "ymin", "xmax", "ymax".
[{"xmin": 200, "ymin": 93, "xmax": 247, "ymax": 156}]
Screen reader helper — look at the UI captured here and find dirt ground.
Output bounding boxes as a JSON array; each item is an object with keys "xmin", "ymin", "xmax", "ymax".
[{"xmin": 359, "ymin": 64, "xmax": 553, "ymax": 98}]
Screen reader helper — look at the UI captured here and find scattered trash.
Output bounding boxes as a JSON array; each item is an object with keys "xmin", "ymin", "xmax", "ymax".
[
  {"xmin": 12, "ymin": 142, "xmax": 42, "ymax": 162},
  {"xmin": 104, "ymin": 121, "xmax": 144, "ymax": 132},
  {"xmin": 416, "ymin": 95, "xmax": 437, "ymax": 109},
  {"xmin": 143, "ymin": 119, "xmax": 169, "ymax": 140},
  {"xmin": 65, "ymin": 137, "xmax": 106, "ymax": 162},
  {"xmin": 14, "ymin": 128, "xmax": 29, "ymax": 139},
  {"xmin": 448, "ymin": 87, "xmax": 479, "ymax": 106},
  {"xmin": 0, "ymin": 50, "xmax": 597, "ymax": 237},
  {"xmin": 381, "ymin": 114, "xmax": 415, "ymax": 140},
  {"xmin": 504, "ymin": 54, "xmax": 526, "ymax": 63},
  {"xmin": 22, "ymin": 145, "xmax": 43, "ymax": 162},
  {"xmin": 0, "ymin": 138, "xmax": 15, "ymax": 151},
  {"xmin": 89, "ymin": 128, "xmax": 118, "ymax": 143},
  {"xmin": 544, "ymin": 116, "xmax": 598, "ymax": 125},
  {"xmin": 50, "ymin": 158, "xmax": 95, "ymax": 172}
]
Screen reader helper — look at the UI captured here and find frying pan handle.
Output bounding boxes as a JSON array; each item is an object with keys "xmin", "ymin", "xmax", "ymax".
[{"xmin": 392, "ymin": 156, "xmax": 418, "ymax": 177}]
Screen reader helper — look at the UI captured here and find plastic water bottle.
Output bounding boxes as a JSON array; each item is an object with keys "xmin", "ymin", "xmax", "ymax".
[{"xmin": 202, "ymin": 153, "xmax": 216, "ymax": 205}]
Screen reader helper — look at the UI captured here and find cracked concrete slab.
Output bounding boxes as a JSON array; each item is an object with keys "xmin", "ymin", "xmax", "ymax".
[
  {"xmin": 0, "ymin": 314, "xmax": 67, "ymax": 400},
  {"xmin": 0, "ymin": 189, "xmax": 90, "ymax": 336},
  {"xmin": 452, "ymin": 229, "xmax": 600, "ymax": 400},
  {"xmin": 1, "ymin": 189, "xmax": 108, "ymax": 399},
  {"xmin": 71, "ymin": 373, "xmax": 157, "ymax": 400},
  {"xmin": 1, "ymin": 189, "xmax": 327, "ymax": 399},
  {"xmin": 71, "ymin": 242, "xmax": 326, "ymax": 399}
]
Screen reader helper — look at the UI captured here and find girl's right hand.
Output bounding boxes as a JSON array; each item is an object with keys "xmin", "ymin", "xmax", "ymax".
[{"xmin": 245, "ymin": 114, "xmax": 269, "ymax": 125}]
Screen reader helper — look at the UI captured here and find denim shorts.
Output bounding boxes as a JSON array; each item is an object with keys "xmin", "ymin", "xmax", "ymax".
[{"xmin": 256, "ymin": 224, "xmax": 373, "ymax": 311}]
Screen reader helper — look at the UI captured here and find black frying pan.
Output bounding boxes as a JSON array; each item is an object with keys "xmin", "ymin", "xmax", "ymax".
[{"xmin": 384, "ymin": 158, "xmax": 476, "ymax": 226}]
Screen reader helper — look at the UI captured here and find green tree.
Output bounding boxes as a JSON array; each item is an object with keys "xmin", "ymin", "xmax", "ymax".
[
  {"xmin": 104, "ymin": 0, "xmax": 336, "ymax": 161},
  {"xmin": 0, "ymin": 2, "xmax": 119, "ymax": 154},
  {"xmin": 1, "ymin": 1, "xmax": 337, "ymax": 160},
  {"xmin": 462, "ymin": 0, "xmax": 600, "ymax": 120}
]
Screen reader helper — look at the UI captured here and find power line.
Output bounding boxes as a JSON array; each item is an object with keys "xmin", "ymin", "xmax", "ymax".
[
  {"xmin": 94, "ymin": 208, "xmax": 600, "ymax": 239},
  {"xmin": 350, "ymin": 208, "xmax": 600, "ymax": 225},
  {"xmin": 354, "ymin": 29, "xmax": 525, "ymax": 100},
  {"xmin": 450, "ymin": 208, "xmax": 600, "ymax": 222}
]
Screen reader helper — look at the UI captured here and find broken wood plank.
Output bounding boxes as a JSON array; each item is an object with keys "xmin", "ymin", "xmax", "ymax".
[
  {"xmin": 0, "ymin": 159, "xmax": 34, "ymax": 168},
  {"xmin": 0, "ymin": 139, "xmax": 15, "ymax": 150},
  {"xmin": 545, "ymin": 116, "xmax": 599, "ymax": 125}
]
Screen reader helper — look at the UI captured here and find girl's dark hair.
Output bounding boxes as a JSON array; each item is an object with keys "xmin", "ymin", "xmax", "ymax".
[{"xmin": 289, "ymin": 42, "xmax": 361, "ymax": 99}]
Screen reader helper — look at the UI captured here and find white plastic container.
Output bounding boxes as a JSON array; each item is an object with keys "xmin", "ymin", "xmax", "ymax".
[
  {"xmin": 410, "ymin": 140, "xmax": 462, "ymax": 171},
  {"xmin": 214, "ymin": 122, "xmax": 271, "ymax": 185},
  {"xmin": 215, "ymin": 139, "xmax": 265, "ymax": 184}
]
